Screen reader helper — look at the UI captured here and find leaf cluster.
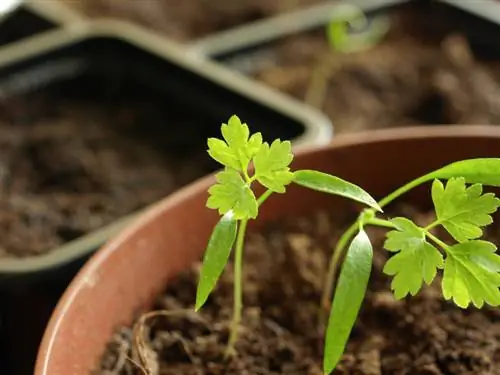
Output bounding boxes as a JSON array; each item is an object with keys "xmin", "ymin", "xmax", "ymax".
[{"xmin": 383, "ymin": 177, "xmax": 500, "ymax": 308}]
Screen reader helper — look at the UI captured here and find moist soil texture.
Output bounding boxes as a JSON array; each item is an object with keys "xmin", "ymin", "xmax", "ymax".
[
  {"xmin": 98, "ymin": 205, "xmax": 500, "ymax": 374},
  {"xmin": 60, "ymin": 0, "xmax": 322, "ymax": 41},
  {"xmin": 227, "ymin": 5, "xmax": 500, "ymax": 134},
  {"xmin": 0, "ymin": 87, "xmax": 218, "ymax": 258}
]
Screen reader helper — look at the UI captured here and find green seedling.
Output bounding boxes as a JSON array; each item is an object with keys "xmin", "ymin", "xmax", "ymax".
[
  {"xmin": 306, "ymin": 3, "xmax": 390, "ymax": 108},
  {"xmin": 196, "ymin": 115, "xmax": 500, "ymax": 374},
  {"xmin": 195, "ymin": 115, "xmax": 381, "ymax": 357}
]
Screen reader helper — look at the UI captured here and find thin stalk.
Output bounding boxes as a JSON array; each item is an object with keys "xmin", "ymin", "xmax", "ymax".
[
  {"xmin": 319, "ymin": 215, "xmax": 395, "ymax": 324},
  {"xmin": 425, "ymin": 231, "xmax": 450, "ymax": 252},
  {"xmin": 320, "ymin": 221, "xmax": 358, "ymax": 317},
  {"xmin": 366, "ymin": 217, "xmax": 396, "ymax": 229},
  {"xmin": 257, "ymin": 189, "xmax": 273, "ymax": 206},
  {"xmin": 225, "ymin": 218, "xmax": 248, "ymax": 358},
  {"xmin": 378, "ymin": 175, "xmax": 429, "ymax": 209},
  {"xmin": 304, "ymin": 52, "xmax": 340, "ymax": 109}
]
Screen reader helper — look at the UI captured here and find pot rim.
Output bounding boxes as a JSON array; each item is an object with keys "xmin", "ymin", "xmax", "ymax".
[{"xmin": 36, "ymin": 124, "xmax": 500, "ymax": 375}]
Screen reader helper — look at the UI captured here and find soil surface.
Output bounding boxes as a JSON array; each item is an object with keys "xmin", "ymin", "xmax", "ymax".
[
  {"xmin": 98, "ymin": 205, "xmax": 500, "ymax": 374},
  {"xmin": 0, "ymin": 89, "xmax": 218, "ymax": 258},
  {"xmin": 236, "ymin": 6, "xmax": 500, "ymax": 133},
  {"xmin": 60, "ymin": 0, "xmax": 322, "ymax": 41}
]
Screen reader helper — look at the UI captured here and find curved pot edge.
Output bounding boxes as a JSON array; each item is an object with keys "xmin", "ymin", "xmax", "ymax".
[{"xmin": 35, "ymin": 124, "xmax": 500, "ymax": 374}]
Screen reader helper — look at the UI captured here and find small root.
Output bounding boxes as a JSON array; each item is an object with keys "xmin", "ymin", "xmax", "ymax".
[{"xmin": 132, "ymin": 309, "xmax": 209, "ymax": 375}]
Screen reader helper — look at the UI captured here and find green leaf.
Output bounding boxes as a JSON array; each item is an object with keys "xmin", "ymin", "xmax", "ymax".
[
  {"xmin": 206, "ymin": 169, "xmax": 258, "ymax": 220},
  {"xmin": 432, "ymin": 178, "xmax": 500, "ymax": 243},
  {"xmin": 293, "ymin": 170, "xmax": 382, "ymax": 212},
  {"xmin": 207, "ymin": 115, "xmax": 263, "ymax": 171},
  {"xmin": 324, "ymin": 229, "xmax": 372, "ymax": 374},
  {"xmin": 383, "ymin": 218, "xmax": 444, "ymax": 299},
  {"xmin": 195, "ymin": 212, "xmax": 238, "ymax": 311},
  {"xmin": 326, "ymin": 3, "xmax": 389, "ymax": 53},
  {"xmin": 426, "ymin": 158, "xmax": 500, "ymax": 187},
  {"xmin": 253, "ymin": 139, "xmax": 294, "ymax": 193},
  {"xmin": 442, "ymin": 240, "xmax": 500, "ymax": 308}
]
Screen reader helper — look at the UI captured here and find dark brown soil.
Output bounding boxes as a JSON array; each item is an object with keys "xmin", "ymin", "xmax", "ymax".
[
  {"xmin": 238, "ymin": 6, "xmax": 500, "ymax": 133},
  {"xmin": 60, "ymin": 0, "xmax": 322, "ymax": 41},
  {"xmin": 98, "ymin": 205, "xmax": 500, "ymax": 374},
  {"xmin": 0, "ymin": 89, "xmax": 218, "ymax": 258}
]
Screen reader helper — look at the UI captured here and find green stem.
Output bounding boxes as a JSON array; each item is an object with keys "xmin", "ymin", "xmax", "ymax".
[
  {"xmin": 225, "ymin": 219, "xmax": 248, "ymax": 358},
  {"xmin": 425, "ymin": 231, "xmax": 450, "ymax": 252},
  {"xmin": 257, "ymin": 189, "xmax": 273, "ymax": 206},
  {"xmin": 366, "ymin": 217, "xmax": 396, "ymax": 229},
  {"xmin": 319, "ymin": 214, "xmax": 397, "ymax": 327},
  {"xmin": 320, "ymin": 221, "xmax": 358, "ymax": 315},
  {"xmin": 378, "ymin": 175, "xmax": 429, "ymax": 209}
]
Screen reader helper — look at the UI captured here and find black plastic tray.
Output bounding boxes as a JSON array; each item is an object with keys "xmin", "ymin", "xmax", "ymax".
[
  {"xmin": 194, "ymin": 0, "xmax": 500, "ymax": 75},
  {"xmin": 0, "ymin": 1, "xmax": 82, "ymax": 47},
  {"xmin": 0, "ymin": 20, "xmax": 330, "ymax": 374}
]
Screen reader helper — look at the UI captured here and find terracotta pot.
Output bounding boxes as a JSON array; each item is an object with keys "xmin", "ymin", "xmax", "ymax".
[{"xmin": 36, "ymin": 125, "xmax": 500, "ymax": 374}]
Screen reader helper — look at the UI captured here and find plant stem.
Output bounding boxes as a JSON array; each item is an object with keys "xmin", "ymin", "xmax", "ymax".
[
  {"xmin": 378, "ymin": 175, "xmax": 429, "ymax": 209},
  {"xmin": 366, "ymin": 217, "xmax": 396, "ymax": 229},
  {"xmin": 225, "ymin": 219, "xmax": 248, "ymax": 358},
  {"xmin": 425, "ymin": 231, "xmax": 450, "ymax": 252},
  {"xmin": 320, "ymin": 221, "xmax": 358, "ymax": 315},
  {"xmin": 257, "ymin": 189, "xmax": 273, "ymax": 206}
]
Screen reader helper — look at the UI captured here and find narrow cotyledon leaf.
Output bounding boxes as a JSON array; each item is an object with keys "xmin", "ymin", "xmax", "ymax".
[
  {"xmin": 293, "ymin": 170, "xmax": 382, "ymax": 212},
  {"xmin": 195, "ymin": 211, "xmax": 238, "ymax": 311},
  {"xmin": 323, "ymin": 229, "xmax": 373, "ymax": 374}
]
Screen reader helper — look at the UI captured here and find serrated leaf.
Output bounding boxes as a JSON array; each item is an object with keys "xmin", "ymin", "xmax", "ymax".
[
  {"xmin": 324, "ymin": 229, "xmax": 372, "ymax": 374},
  {"xmin": 442, "ymin": 240, "xmax": 500, "ymax": 308},
  {"xmin": 195, "ymin": 212, "xmax": 238, "ymax": 311},
  {"xmin": 207, "ymin": 138, "xmax": 240, "ymax": 170},
  {"xmin": 383, "ymin": 218, "xmax": 444, "ymax": 299},
  {"xmin": 432, "ymin": 178, "xmax": 500, "ymax": 243},
  {"xmin": 293, "ymin": 170, "xmax": 382, "ymax": 212},
  {"xmin": 253, "ymin": 139, "xmax": 294, "ymax": 193},
  {"xmin": 426, "ymin": 158, "xmax": 500, "ymax": 187},
  {"xmin": 206, "ymin": 169, "xmax": 258, "ymax": 220},
  {"xmin": 207, "ymin": 115, "xmax": 263, "ymax": 171}
]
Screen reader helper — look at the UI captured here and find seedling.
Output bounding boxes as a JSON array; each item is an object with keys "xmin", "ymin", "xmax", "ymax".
[
  {"xmin": 305, "ymin": 3, "xmax": 390, "ymax": 108},
  {"xmin": 196, "ymin": 115, "xmax": 500, "ymax": 374}
]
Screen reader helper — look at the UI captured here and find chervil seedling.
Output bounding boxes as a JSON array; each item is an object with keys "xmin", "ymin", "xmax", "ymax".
[
  {"xmin": 195, "ymin": 115, "xmax": 381, "ymax": 357},
  {"xmin": 305, "ymin": 3, "xmax": 390, "ymax": 108},
  {"xmin": 321, "ymin": 160, "xmax": 500, "ymax": 373},
  {"xmin": 196, "ymin": 115, "xmax": 500, "ymax": 374}
]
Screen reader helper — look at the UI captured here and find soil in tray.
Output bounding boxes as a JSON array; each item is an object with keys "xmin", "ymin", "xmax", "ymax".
[
  {"xmin": 59, "ymin": 0, "xmax": 322, "ymax": 41},
  {"xmin": 98, "ymin": 204, "xmax": 500, "ymax": 375},
  {"xmin": 0, "ymin": 86, "xmax": 219, "ymax": 258},
  {"xmin": 240, "ymin": 6, "xmax": 500, "ymax": 134}
]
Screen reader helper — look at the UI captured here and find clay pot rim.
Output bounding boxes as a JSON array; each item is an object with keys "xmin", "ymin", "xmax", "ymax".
[{"xmin": 36, "ymin": 124, "xmax": 500, "ymax": 374}]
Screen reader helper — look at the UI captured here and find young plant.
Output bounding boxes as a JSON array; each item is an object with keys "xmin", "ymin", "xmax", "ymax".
[
  {"xmin": 195, "ymin": 115, "xmax": 500, "ymax": 374},
  {"xmin": 305, "ymin": 3, "xmax": 390, "ymax": 108},
  {"xmin": 322, "ymin": 159, "xmax": 500, "ymax": 373},
  {"xmin": 195, "ymin": 115, "xmax": 381, "ymax": 357}
]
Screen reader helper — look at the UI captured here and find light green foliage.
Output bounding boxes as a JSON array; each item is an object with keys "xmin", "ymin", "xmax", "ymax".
[
  {"xmin": 206, "ymin": 169, "xmax": 258, "ymax": 220},
  {"xmin": 293, "ymin": 170, "xmax": 382, "ymax": 211},
  {"xmin": 200, "ymin": 116, "xmax": 500, "ymax": 374},
  {"xmin": 324, "ymin": 229, "xmax": 372, "ymax": 374},
  {"xmin": 196, "ymin": 213, "xmax": 238, "ymax": 310},
  {"xmin": 383, "ymin": 218, "xmax": 443, "ymax": 299},
  {"xmin": 432, "ymin": 178, "xmax": 500, "ymax": 243},
  {"xmin": 442, "ymin": 241, "xmax": 500, "ymax": 308},
  {"xmin": 253, "ymin": 139, "xmax": 294, "ymax": 193},
  {"xmin": 326, "ymin": 3, "xmax": 390, "ymax": 53},
  {"xmin": 426, "ymin": 158, "xmax": 500, "ymax": 187},
  {"xmin": 207, "ymin": 115, "xmax": 263, "ymax": 172}
]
